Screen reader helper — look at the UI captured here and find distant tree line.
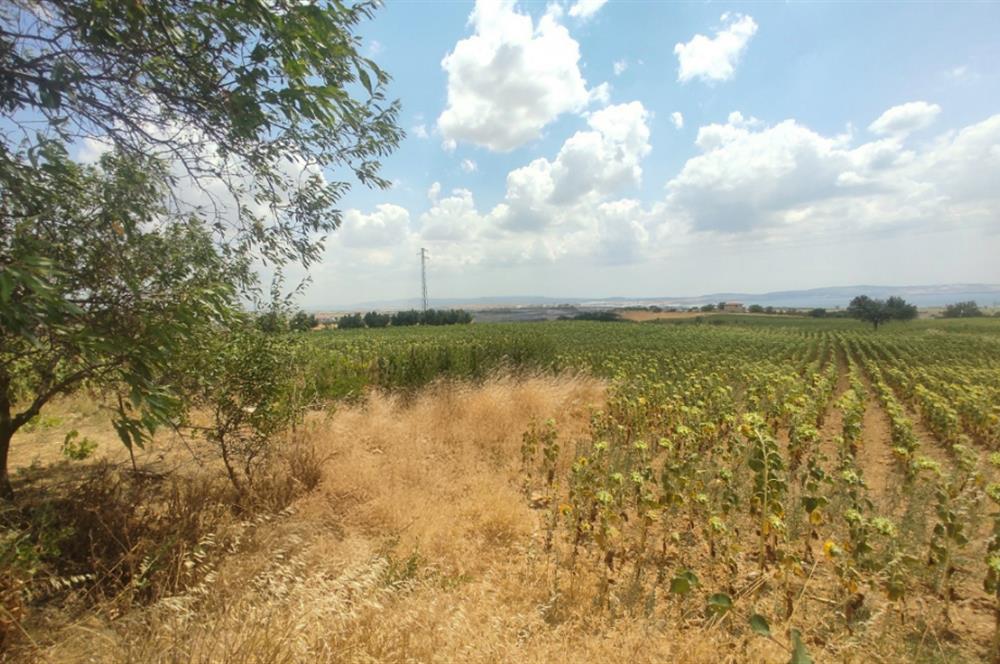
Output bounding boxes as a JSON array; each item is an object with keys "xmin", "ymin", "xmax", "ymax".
[
  {"xmin": 255, "ymin": 310, "xmax": 318, "ymax": 333},
  {"xmin": 941, "ymin": 301, "xmax": 984, "ymax": 318},
  {"xmin": 559, "ymin": 311, "xmax": 624, "ymax": 322},
  {"xmin": 337, "ymin": 309, "xmax": 473, "ymax": 329}
]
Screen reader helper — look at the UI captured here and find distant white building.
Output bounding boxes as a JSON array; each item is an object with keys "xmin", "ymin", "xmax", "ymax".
[{"xmin": 722, "ymin": 302, "xmax": 746, "ymax": 313}]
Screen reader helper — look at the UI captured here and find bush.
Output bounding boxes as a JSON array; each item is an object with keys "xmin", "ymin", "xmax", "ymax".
[{"xmin": 189, "ymin": 326, "xmax": 309, "ymax": 502}]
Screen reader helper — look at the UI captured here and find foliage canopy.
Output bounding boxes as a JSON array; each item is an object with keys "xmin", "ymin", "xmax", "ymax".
[
  {"xmin": 942, "ymin": 301, "xmax": 984, "ymax": 318},
  {"xmin": 847, "ymin": 295, "xmax": 918, "ymax": 330},
  {"xmin": 0, "ymin": 0, "xmax": 402, "ymax": 498}
]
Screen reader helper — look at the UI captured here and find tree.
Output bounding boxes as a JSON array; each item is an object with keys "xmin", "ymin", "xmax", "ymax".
[
  {"xmin": 748, "ymin": 304, "xmax": 764, "ymax": 313},
  {"xmin": 0, "ymin": 145, "xmax": 232, "ymax": 498},
  {"xmin": 1, "ymin": 0, "xmax": 402, "ymax": 283},
  {"xmin": 942, "ymin": 301, "xmax": 984, "ymax": 318},
  {"xmin": 0, "ymin": 1, "xmax": 402, "ymax": 498},
  {"xmin": 809, "ymin": 308, "xmax": 827, "ymax": 318},
  {"xmin": 390, "ymin": 309, "xmax": 422, "ymax": 326},
  {"xmin": 885, "ymin": 296, "xmax": 918, "ymax": 322},
  {"xmin": 289, "ymin": 311, "xmax": 318, "ymax": 331},
  {"xmin": 256, "ymin": 310, "xmax": 289, "ymax": 334},
  {"xmin": 700, "ymin": 304, "xmax": 716, "ymax": 312},
  {"xmin": 363, "ymin": 311, "xmax": 390, "ymax": 328},
  {"xmin": 847, "ymin": 295, "xmax": 918, "ymax": 330},
  {"xmin": 336, "ymin": 313, "xmax": 364, "ymax": 329}
]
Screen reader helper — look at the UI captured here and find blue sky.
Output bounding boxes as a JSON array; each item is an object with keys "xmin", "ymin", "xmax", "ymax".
[{"xmin": 299, "ymin": 0, "xmax": 1000, "ymax": 308}]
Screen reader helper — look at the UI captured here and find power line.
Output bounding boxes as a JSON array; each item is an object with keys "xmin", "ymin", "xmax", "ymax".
[{"xmin": 420, "ymin": 247, "xmax": 429, "ymax": 312}]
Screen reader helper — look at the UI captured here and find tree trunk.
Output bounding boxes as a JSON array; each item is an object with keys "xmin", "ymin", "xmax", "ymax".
[
  {"xmin": 0, "ymin": 424, "xmax": 13, "ymax": 501},
  {"xmin": 0, "ymin": 379, "xmax": 14, "ymax": 500},
  {"xmin": 0, "ymin": 377, "xmax": 46, "ymax": 501}
]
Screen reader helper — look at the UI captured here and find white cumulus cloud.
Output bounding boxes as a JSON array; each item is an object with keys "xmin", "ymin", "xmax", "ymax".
[
  {"xmin": 313, "ymin": 101, "xmax": 1000, "ymax": 306},
  {"xmin": 667, "ymin": 105, "xmax": 1000, "ymax": 236},
  {"xmin": 569, "ymin": 0, "xmax": 608, "ymax": 20},
  {"xmin": 670, "ymin": 111, "xmax": 684, "ymax": 129},
  {"xmin": 339, "ymin": 204, "xmax": 412, "ymax": 248},
  {"xmin": 613, "ymin": 59, "xmax": 628, "ymax": 76},
  {"xmin": 460, "ymin": 158, "xmax": 478, "ymax": 173},
  {"xmin": 437, "ymin": 0, "xmax": 605, "ymax": 152},
  {"xmin": 868, "ymin": 101, "xmax": 942, "ymax": 137},
  {"xmin": 501, "ymin": 101, "xmax": 653, "ymax": 228},
  {"xmin": 674, "ymin": 13, "xmax": 758, "ymax": 84}
]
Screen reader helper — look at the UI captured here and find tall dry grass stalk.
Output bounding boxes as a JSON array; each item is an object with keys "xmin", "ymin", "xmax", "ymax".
[{"xmin": 18, "ymin": 375, "xmax": 791, "ymax": 663}]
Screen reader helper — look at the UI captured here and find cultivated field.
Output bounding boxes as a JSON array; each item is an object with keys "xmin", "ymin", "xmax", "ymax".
[{"xmin": 6, "ymin": 316, "xmax": 1000, "ymax": 662}]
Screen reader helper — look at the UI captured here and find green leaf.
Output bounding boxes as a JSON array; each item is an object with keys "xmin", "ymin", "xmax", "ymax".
[
  {"xmin": 358, "ymin": 67, "xmax": 374, "ymax": 96},
  {"xmin": 0, "ymin": 270, "xmax": 12, "ymax": 302},
  {"xmin": 802, "ymin": 495, "xmax": 828, "ymax": 514},
  {"xmin": 706, "ymin": 592, "xmax": 732, "ymax": 616},
  {"xmin": 670, "ymin": 569, "xmax": 698, "ymax": 595},
  {"xmin": 669, "ymin": 576, "xmax": 690, "ymax": 595},
  {"xmin": 789, "ymin": 629, "xmax": 813, "ymax": 664},
  {"xmin": 749, "ymin": 613, "xmax": 770, "ymax": 636}
]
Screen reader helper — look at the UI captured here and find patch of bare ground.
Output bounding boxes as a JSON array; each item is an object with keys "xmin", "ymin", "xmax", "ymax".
[
  {"xmin": 857, "ymin": 392, "xmax": 896, "ymax": 508},
  {"xmin": 817, "ymin": 344, "xmax": 850, "ymax": 472}
]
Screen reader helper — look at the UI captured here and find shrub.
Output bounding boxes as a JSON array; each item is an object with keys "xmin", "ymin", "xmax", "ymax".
[{"xmin": 188, "ymin": 326, "xmax": 309, "ymax": 503}]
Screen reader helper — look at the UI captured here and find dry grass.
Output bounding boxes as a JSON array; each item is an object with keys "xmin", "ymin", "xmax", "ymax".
[{"xmin": 5, "ymin": 374, "xmax": 961, "ymax": 663}]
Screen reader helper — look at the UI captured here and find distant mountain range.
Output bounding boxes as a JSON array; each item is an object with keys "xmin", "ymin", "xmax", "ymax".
[{"xmin": 333, "ymin": 284, "xmax": 1000, "ymax": 312}]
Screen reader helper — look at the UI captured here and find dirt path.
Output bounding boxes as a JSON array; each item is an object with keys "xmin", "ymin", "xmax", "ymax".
[
  {"xmin": 817, "ymin": 341, "xmax": 850, "ymax": 471},
  {"xmin": 856, "ymin": 388, "xmax": 897, "ymax": 509}
]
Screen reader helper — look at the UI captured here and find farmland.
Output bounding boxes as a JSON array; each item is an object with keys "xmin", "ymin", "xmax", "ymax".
[
  {"xmin": 7, "ymin": 315, "xmax": 1000, "ymax": 662},
  {"xmin": 308, "ymin": 315, "xmax": 1000, "ymax": 660}
]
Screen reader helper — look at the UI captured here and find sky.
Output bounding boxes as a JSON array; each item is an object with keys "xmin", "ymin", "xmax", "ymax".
[{"xmin": 297, "ymin": 0, "xmax": 1000, "ymax": 308}]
